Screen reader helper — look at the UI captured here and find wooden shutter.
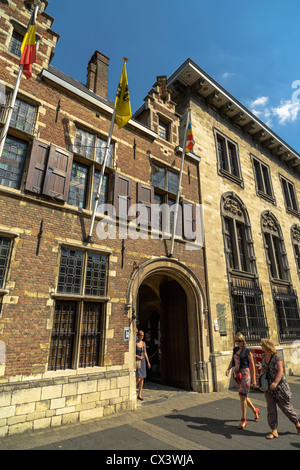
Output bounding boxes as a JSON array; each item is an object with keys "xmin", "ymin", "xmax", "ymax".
[
  {"xmin": 25, "ymin": 140, "xmax": 49, "ymax": 194},
  {"xmin": 113, "ymin": 173, "xmax": 132, "ymax": 219},
  {"xmin": 182, "ymin": 200, "xmax": 196, "ymax": 240},
  {"xmin": 43, "ymin": 144, "xmax": 73, "ymax": 201},
  {"xmin": 137, "ymin": 182, "xmax": 154, "ymax": 226}
]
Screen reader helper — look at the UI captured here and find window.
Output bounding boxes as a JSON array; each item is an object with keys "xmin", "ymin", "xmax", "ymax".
[
  {"xmin": 231, "ymin": 279, "xmax": 269, "ymax": 342},
  {"xmin": 262, "ymin": 212, "xmax": 290, "ymax": 281},
  {"xmin": 280, "ymin": 175, "xmax": 299, "ymax": 214},
  {"xmin": 10, "ymin": 97, "xmax": 36, "ymax": 134},
  {"xmin": 222, "ymin": 194, "xmax": 256, "ymax": 274},
  {"xmin": 158, "ymin": 118, "xmax": 169, "ymax": 141},
  {"xmin": 48, "ymin": 248, "xmax": 108, "ymax": 370},
  {"xmin": 273, "ymin": 286, "xmax": 300, "ymax": 341},
  {"xmin": 252, "ymin": 156, "xmax": 274, "ymax": 202},
  {"xmin": 0, "ymin": 237, "xmax": 11, "ymax": 289},
  {"xmin": 215, "ymin": 130, "xmax": 242, "ymax": 184},
  {"xmin": 74, "ymin": 128, "xmax": 114, "ymax": 168},
  {"xmin": 151, "ymin": 162, "xmax": 178, "ymax": 194},
  {"xmin": 0, "ymin": 135, "xmax": 28, "ymax": 189},
  {"xmin": 151, "ymin": 162, "xmax": 179, "ymax": 234},
  {"xmin": 9, "ymin": 30, "xmax": 23, "ymax": 57},
  {"xmin": 291, "ymin": 225, "xmax": 300, "ymax": 275},
  {"xmin": 67, "ymin": 163, "xmax": 109, "ymax": 210}
]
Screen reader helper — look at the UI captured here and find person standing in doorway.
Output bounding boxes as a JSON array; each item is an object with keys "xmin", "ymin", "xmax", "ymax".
[
  {"xmin": 226, "ymin": 332, "xmax": 259, "ymax": 429},
  {"xmin": 144, "ymin": 329, "xmax": 160, "ymax": 378},
  {"xmin": 136, "ymin": 330, "xmax": 151, "ymax": 400},
  {"xmin": 260, "ymin": 338, "xmax": 300, "ymax": 439}
]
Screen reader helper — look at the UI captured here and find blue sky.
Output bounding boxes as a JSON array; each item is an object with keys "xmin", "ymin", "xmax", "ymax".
[{"xmin": 47, "ymin": 0, "xmax": 300, "ymax": 153}]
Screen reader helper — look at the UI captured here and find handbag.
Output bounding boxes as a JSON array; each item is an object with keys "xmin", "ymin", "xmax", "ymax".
[
  {"xmin": 259, "ymin": 372, "xmax": 269, "ymax": 391},
  {"xmin": 136, "ymin": 359, "xmax": 141, "ymax": 370}
]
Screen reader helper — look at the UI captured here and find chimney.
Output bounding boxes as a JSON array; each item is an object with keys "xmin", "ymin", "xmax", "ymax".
[{"xmin": 86, "ymin": 51, "xmax": 109, "ymax": 99}]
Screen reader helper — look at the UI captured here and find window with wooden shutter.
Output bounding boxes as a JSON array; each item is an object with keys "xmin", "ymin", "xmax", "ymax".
[
  {"xmin": 113, "ymin": 173, "xmax": 132, "ymax": 220},
  {"xmin": 25, "ymin": 140, "xmax": 49, "ymax": 194},
  {"xmin": 43, "ymin": 144, "xmax": 73, "ymax": 201},
  {"xmin": 137, "ymin": 182, "xmax": 154, "ymax": 226}
]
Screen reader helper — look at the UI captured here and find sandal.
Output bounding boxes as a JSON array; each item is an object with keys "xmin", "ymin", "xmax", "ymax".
[
  {"xmin": 238, "ymin": 418, "xmax": 247, "ymax": 429},
  {"xmin": 254, "ymin": 408, "xmax": 260, "ymax": 422},
  {"xmin": 266, "ymin": 432, "xmax": 279, "ymax": 439},
  {"xmin": 296, "ymin": 422, "xmax": 300, "ymax": 435}
]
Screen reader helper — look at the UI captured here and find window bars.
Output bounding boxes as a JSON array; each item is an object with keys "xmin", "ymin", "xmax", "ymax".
[
  {"xmin": 273, "ymin": 285, "xmax": 300, "ymax": 341},
  {"xmin": 231, "ymin": 278, "xmax": 269, "ymax": 342}
]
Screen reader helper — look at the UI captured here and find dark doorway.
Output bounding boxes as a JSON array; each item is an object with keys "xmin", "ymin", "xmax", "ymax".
[{"xmin": 137, "ymin": 277, "xmax": 190, "ymax": 390}]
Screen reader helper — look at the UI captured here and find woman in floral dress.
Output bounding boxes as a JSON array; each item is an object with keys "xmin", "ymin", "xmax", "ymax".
[{"xmin": 226, "ymin": 332, "xmax": 259, "ymax": 429}]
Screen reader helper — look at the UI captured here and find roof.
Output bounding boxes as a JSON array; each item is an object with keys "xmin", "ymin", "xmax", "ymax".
[
  {"xmin": 166, "ymin": 58, "xmax": 300, "ymax": 172},
  {"xmin": 41, "ymin": 66, "xmax": 157, "ymax": 139}
]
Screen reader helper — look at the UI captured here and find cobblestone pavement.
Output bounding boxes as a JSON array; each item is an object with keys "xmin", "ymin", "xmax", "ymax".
[{"xmin": 0, "ymin": 377, "xmax": 300, "ymax": 453}]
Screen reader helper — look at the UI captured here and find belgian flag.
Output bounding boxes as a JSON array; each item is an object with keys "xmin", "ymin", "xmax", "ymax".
[{"xmin": 19, "ymin": 10, "xmax": 37, "ymax": 79}]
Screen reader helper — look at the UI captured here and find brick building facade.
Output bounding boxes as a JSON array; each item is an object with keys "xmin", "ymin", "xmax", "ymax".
[{"xmin": 0, "ymin": 0, "xmax": 299, "ymax": 437}]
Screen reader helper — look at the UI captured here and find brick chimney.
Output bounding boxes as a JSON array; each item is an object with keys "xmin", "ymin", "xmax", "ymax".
[{"xmin": 86, "ymin": 51, "xmax": 109, "ymax": 99}]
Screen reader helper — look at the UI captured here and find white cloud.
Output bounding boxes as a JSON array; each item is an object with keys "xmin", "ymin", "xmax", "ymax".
[
  {"xmin": 221, "ymin": 72, "xmax": 236, "ymax": 80},
  {"xmin": 250, "ymin": 96, "xmax": 269, "ymax": 108},
  {"xmin": 249, "ymin": 94, "xmax": 300, "ymax": 128},
  {"xmin": 272, "ymin": 100, "xmax": 300, "ymax": 125}
]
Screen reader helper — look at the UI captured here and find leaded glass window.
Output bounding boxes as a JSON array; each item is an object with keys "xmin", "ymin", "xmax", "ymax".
[
  {"xmin": 68, "ymin": 162, "xmax": 88, "ymax": 208},
  {"xmin": 10, "ymin": 98, "xmax": 36, "ymax": 134},
  {"xmin": 0, "ymin": 136, "xmax": 28, "ymax": 189},
  {"xmin": 57, "ymin": 249, "xmax": 83, "ymax": 295},
  {"xmin": 0, "ymin": 237, "xmax": 11, "ymax": 288}
]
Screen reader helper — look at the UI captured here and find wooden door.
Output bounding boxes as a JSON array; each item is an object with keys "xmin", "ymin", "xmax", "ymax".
[{"xmin": 160, "ymin": 280, "xmax": 190, "ymax": 390}]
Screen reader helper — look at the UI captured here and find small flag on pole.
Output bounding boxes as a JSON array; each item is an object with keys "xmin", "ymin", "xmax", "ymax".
[
  {"xmin": 20, "ymin": 10, "xmax": 37, "ymax": 79},
  {"xmin": 185, "ymin": 121, "xmax": 195, "ymax": 154},
  {"xmin": 114, "ymin": 59, "xmax": 132, "ymax": 128}
]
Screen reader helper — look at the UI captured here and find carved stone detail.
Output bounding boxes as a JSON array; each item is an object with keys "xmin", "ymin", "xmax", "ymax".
[
  {"xmin": 262, "ymin": 213, "xmax": 278, "ymax": 233},
  {"xmin": 223, "ymin": 197, "xmax": 243, "ymax": 218}
]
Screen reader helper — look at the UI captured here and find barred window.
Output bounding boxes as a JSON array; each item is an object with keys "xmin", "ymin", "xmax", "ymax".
[
  {"xmin": 231, "ymin": 278, "xmax": 269, "ymax": 342},
  {"xmin": 273, "ymin": 286, "xmax": 300, "ymax": 341},
  {"xmin": 48, "ymin": 248, "xmax": 108, "ymax": 370}
]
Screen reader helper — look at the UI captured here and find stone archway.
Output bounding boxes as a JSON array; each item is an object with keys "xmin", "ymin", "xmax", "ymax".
[{"xmin": 126, "ymin": 257, "xmax": 211, "ymax": 393}]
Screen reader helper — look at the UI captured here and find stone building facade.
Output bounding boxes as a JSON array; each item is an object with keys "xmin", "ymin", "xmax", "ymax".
[
  {"xmin": 0, "ymin": 1, "xmax": 209, "ymax": 436},
  {"xmin": 166, "ymin": 60, "xmax": 300, "ymax": 390}
]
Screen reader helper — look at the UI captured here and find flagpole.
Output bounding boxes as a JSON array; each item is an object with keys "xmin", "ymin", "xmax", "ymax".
[
  {"xmin": 0, "ymin": 3, "xmax": 39, "ymax": 158},
  {"xmin": 169, "ymin": 109, "xmax": 191, "ymax": 258},
  {"xmin": 85, "ymin": 57, "xmax": 129, "ymax": 243},
  {"xmin": 85, "ymin": 107, "xmax": 116, "ymax": 243}
]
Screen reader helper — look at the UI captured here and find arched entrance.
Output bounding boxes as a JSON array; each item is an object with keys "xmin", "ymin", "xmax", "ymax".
[
  {"xmin": 126, "ymin": 257, "xmax": 211, "ymax": 393},
  {"xmin": 138, "ymin": 276, "xmax": 190, "ymax": 389}
]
